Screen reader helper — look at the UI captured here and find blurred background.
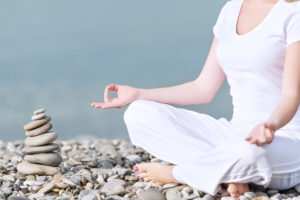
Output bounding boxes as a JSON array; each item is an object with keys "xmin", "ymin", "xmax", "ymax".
[{"xmin": 0, "ymin": 0, "xmax": 231, "ymax": 141}]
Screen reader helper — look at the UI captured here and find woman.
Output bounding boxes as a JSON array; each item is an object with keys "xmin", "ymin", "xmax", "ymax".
[{"xmin": 91, "ymin": 0, "xmax": 300, "ymax": 197}]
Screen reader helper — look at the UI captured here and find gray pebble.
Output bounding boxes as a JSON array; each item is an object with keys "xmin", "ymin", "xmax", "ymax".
[
  {"xmin": 295, "ymin": 184, "xmax": 300, "ymax": 193},
  {"xmin": 79, "ymin": 190, "xmax": 100, "ymax": 200},
  {"xmin": 2, "ymin": 187, "xmax": 12, "ymax": 196},
  {"xmin": 101, "ymin": 179, "xmax": 126, "ymax": 196},
  {"xmin": 8, "ymin": 195, "xmax": 30, "ymax": 200},
  {"xmin": 245, "ymin": 192, "xmax": 257, "ymax": 199},
  {"xmin": 267, "ymin": 190, "xmax": 279, "ymax": 196},
  {"xmin": 202, "ymin": 194, "xmax": 215, "ymax": 200},
  {"xmin": 126, "ymin": 154, "xmax": 142, "ymax": 163},
  {"xmin": 3, "ymin": 175, "xmax": 15, "ymax": 182},
  {"xmin": 270, "ymin": 193, "xmax": 282, "ymax": 200},
  {"xmin": 238, "ymin": 195, "xmax": 250, "ymax": 200},
  {"xmin": 138, "ymin": 189, "xmax": 165, "ymax": 200},
  {"xmin": 221, "ymin": 197, "xmax": 236, "ymax": 200},
  {"xmin": 100, "ymin": 160, "xmax": 114, "ymax": 169},
  {"xmin": 166, "ymin": 188, "xmax": 182, "ymax": 200}
]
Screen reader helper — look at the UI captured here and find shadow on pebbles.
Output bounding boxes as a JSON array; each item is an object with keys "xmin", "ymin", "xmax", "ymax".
[{"xmin": 1, "ymin": 137, "xmax": 300, "ymax": 199}]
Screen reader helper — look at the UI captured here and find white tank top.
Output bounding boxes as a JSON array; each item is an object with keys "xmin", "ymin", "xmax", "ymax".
[{"xmin": 213, "ymin": 0, "xmax": 300, "ymax": 132}]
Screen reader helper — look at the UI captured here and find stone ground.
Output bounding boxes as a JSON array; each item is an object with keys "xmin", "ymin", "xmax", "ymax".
[{"xmin": 0, "ymin": 138, "xmax": 300, "ymax": 200}]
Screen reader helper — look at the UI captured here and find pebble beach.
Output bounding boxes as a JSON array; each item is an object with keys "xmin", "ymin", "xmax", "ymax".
[{"xmin": 1, "ymin": 138, "xmax": 300, "ymax": 200}]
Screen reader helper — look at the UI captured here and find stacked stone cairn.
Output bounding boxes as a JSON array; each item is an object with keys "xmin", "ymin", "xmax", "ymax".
[{"xmin": 17, "ymin": 108, "xmax": 62, "ymax": 175}]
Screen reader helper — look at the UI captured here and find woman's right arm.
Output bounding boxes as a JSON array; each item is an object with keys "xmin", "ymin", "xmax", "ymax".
[{"xmin": 91, "ymin": 37, "xmax": 226, "ymax": 109}]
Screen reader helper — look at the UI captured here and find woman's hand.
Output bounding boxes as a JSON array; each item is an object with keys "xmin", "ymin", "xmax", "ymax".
[
  {"xmin": 245, "ymin": 122, "xmax": 276, "ymax": 146},
  {"xmin": 91, "ymin": 84, "xmax": 141, "ymax": 109}
]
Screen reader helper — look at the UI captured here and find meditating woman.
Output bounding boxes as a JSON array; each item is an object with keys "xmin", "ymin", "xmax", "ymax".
[{"xmin": 91, "ymin": 0, "xmax": 300, "ymax": 197}]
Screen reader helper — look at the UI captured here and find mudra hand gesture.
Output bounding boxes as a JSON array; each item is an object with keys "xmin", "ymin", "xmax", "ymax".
[
  {"xmin": 91, "ymin": 83, "xmax": 140, "ymax": 109},
  {"xmin": 245, "ymin": 122, "xmax": 276, "ymax": 146}
]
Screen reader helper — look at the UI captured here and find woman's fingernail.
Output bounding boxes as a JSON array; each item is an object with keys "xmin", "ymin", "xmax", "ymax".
[{"xmin": 134, "ymin": 166, "xmax": 139, "ymax": 172}]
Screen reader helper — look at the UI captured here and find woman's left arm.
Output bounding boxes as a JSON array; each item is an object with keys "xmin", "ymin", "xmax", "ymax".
[
  {"xmin": 246, "ymin": 42, "xmax": 300, "ymax": 146},
  {"xmin": 265, "ymin": 42, "xmax": 300, "ymax": 130}
]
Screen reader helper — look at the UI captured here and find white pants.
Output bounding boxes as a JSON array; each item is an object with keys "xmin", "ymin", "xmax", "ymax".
[{"xmin": 123, "ymin": 99, "xmax": 300, "ymax": 195}]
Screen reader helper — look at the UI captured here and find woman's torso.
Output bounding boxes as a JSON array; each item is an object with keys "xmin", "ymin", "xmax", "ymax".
[{"xmin": 214, "ymin": 0, "xmax": 300, "ymax": 132}]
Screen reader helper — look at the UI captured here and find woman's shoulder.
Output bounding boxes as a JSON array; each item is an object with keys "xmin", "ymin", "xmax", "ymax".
[
  {"xmin": 221, "ymin": 0, "xmax": 241, "ymax": 9},
  {"xmin": 218, "ymin": 0, "xmax": 241, "ymax": 16},
  {"xmin": 280, "ymin": 0, "xmax": 300, "ymax": 14}
]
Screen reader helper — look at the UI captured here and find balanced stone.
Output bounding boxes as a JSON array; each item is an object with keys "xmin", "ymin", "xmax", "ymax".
[
  {"xmin": 31, "ymin": 112, "xmax": 46, "ymax": 121},
  {"xmin": 25, "ymin": 123, "xmax": 52, "ymax": 137},
  {"xmin": 24, "ymin": 116, "xmax": 51, "ymax": 131},
  {"xmin": 17, "ymin": 162, "xmax": 59, "ymax": 175},
  {"xmin": 34, "ymin": 108, "xmax": 46, "ymax": 115},
  {"xmin": 22, "ymin": 143, "xmax": 60, "ymax": 155},
  {"xmin": 24, "ymin": 152, "xmax": 62, "ymax": 167},
  {"xmin": 25, "ymin": 132, "xmax": 57, "ymax": 147}
]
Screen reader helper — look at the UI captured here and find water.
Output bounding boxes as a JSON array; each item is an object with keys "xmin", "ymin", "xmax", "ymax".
[{"xmin": 0, "ymin": 0, "xmax": 232, "ymax": 141}]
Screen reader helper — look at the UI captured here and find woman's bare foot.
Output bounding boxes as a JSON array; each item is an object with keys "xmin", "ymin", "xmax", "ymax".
[
  {"xmin": 133, "ymin": 162, "xmax": 179, "ymax": 185},
  {"xmin": 224, "ymin": 183, "xmax": 250, "ymax": 198}
]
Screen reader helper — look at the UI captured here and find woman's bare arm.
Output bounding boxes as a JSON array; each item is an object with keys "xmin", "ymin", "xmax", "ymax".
[
  {"xmin": 265, "ymin": 41, "xmax": 300, "ymax": 131},
  {"xmin": 245, "ymin": 41, "xmax": 300, "ymax": 146},
  {"xmin": 91, "ymin": 37, "xmax": 226, "ymax": 109},
  {"xmin": 136, "ymin": 37, "xmax": 226, "ymax": 106}
]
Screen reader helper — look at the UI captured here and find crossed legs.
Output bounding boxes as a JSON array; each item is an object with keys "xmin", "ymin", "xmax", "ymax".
[{"xmin": 124, "ymin": 100, "xmax": 271, "ymax": 197}]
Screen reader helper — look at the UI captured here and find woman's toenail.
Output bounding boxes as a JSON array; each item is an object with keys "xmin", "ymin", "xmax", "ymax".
[{"xmin": 134, "ymin": 166, "xmax": 139, "ymax": 172}]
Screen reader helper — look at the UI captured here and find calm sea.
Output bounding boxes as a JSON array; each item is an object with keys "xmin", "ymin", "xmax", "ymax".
[{"xmin": 0, "ymin": 0, "xmax": 232, "ymax": 141}]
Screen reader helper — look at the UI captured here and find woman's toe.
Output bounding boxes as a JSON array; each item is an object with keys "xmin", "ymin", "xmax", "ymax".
[
  {"xmin": 143, "ymin": 177, "xmax": 152, "ymax": 182},
  {"xmin": 138, "ymin": 172, "xmax": 148, "ymax": 178},
  {"xmin": 134, "ymin": 163, "xmax": 148, "ymax": 173},
  {"xmin": 230, "ymin": 192, "xmax": 240, "ymax": 198}
]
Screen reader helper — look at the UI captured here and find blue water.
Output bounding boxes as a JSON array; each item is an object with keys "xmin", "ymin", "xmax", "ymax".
[{"xmin": 0, "ymin": 0, "xmax": 232, "ymax": 141}]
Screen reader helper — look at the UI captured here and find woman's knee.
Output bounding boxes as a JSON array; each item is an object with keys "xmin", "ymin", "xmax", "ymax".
[
  {"xmin": 233, "ymin": 141, "xmax": 268, "ymax": 167},
  {"xmin": 123, "ymin": 99, "xmax": 162, "ymax": 125}
]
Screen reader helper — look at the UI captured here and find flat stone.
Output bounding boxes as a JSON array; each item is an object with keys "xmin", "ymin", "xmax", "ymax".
[
  {"xmin": 252, "ymin": 197, "xmax": 270, "ymax": 200},
  {"xmin": 17, "ymin": 162, "xmax": 60, "ymax": 175},
  {"xmin": 22, "ymin": 143, "xmax": 60, "ymax": 155},
  {"xmin": 37, "ymin": 182, "xmax": 55, "ymax": 194},
  {"xmin": 99, "ymin": 160, "xmax": 114, "ymax": 169},
  {"xmin": 295, "ymin": 184, "xmax": 300, "ymax": 193},
  {"xmin": 221, "ymin": 197, "xmax": 237, "ymax": 200},
  {"xmin": 79, "ymin": 190, "xmax": 101, "ymax": 200},
  {"xmin": 202, "ymin": 194, "xmax": 215, "ymax": 200},
  {"xmin": 126, "ymin": 154, "xmax": 142, "ymax": 163},
  {"xmin": 138, "ymin": 189, "xmax": 165, "ymax": 200},
  {"xmin": 100, "ymin": 179, "xmax": 126, "ymax": 196},
  {"xmin": 3, "ymin": 175, "xmax": 15, "ymax": 182},
  {"xmin": 31, "ymin": 113, "xmax": 46, "ymax": 121},
  {"xmin": 255, "ymin": 192, "xmax": 269, "ymax": 197},
  {"xmin": 34, "ymin": 108, "xmax": 46, "ymax": 115},
  {"xmin": 245, "ymin": 192, "xmax": 257, "ymax": 199},
  {"xmin": 97, "ymin": 144, "xmax": 117, "ymax": 159},
  {"xmin": 8, "ymin": 195, "xmax": 30, "ymax": 200},
  {"xmin": 24, "ymin": 152, "xmax": 62, "ymax": 167},
  {"xmin": 166, "ymin": 188, "xmax": 182, "ymax": 200},
  {"xmin": 24, "ymin": 116, "xmax": 51, "ymax": 131},
  {"xmin": 24, "ymin": 132, "xmax": 57, "ymax": 147},
  {"xmin": 267, "ymin": 190, "xmax": 279, "ymax": 196},
  {"xmin": 25, "ymin": 123, "xmax": 52, "ymax": 137},
  {"xmin": 239, "ymin": 195, "xmax": 250, "ymax": 200}
]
